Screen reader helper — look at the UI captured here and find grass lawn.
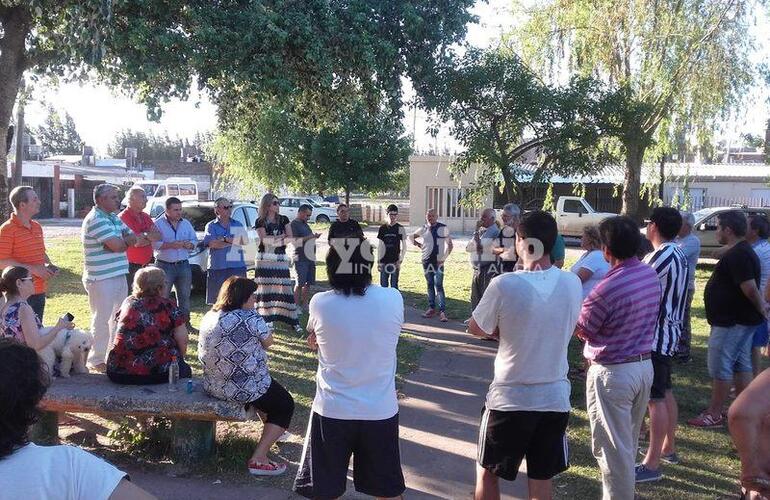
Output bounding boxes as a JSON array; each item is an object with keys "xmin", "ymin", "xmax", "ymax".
[{"xmin": 44, "ymin": 235, "xmax": 749, "ymax": 496}]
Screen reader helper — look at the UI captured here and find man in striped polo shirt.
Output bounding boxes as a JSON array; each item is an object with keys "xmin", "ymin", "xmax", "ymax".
[
  {"xmin": 637, "ymin": 207, "xmax": 689, "ymax": 483},
  {"xmin": 576, "ymin": 216, "xmax": 661, "ymax": 500},
  {"xmin": 0, "ymin": 186, "xmax": 60, "ymax": 320},
  {"xmin": 81, "ymin": 184, "xmax": 137, "ymax": 372}
]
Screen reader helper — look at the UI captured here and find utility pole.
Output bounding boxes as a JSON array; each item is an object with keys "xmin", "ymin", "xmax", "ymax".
[{"xmin": 12, "ymin": 80, "xmax": 25, "ymax": 188}]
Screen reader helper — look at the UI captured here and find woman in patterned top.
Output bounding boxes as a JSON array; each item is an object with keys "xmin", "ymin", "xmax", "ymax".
[
  {"xmin": 0, "ymin": 266, "xmax": 73, "ymax": 353},
  {"xmin": 253, "ymin": 193, "xmax": 301, "ymax": 331},
  {"xmin": 199, "ymin": 276, "xmax": 295, "ymax": 476},
  {"xmin": 106, "ymin": 266, "xmax": 190, "ymax": 384}
]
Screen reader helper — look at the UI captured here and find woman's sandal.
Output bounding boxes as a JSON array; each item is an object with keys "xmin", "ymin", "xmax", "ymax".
[{"xmin": 247, "ymin": 459, "xmax": 287, "ymax": 476}]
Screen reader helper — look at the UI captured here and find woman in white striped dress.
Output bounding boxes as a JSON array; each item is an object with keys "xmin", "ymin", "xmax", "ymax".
[{"xmin": 254, "ymin": 193, "xmax": 301, "ymax": 331}]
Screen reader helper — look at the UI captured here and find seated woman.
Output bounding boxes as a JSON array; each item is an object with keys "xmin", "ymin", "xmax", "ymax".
[
  {"xmin": 0, "ymin": 339, "xmax": 155, "ymax": 499},
  {"xmin": 107, "ymin": 266, "xmax": 191, "ymax": 385},
  {"xmin": 199, "ymin": 276, "xmax": 294, "ymax": 476},
  {"xmin": 0, "ymin": 266, "xmax": 73, "ymax": 351}
]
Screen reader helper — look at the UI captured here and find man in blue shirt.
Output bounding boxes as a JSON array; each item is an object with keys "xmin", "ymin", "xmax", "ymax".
[
  {"xmin": 153, "ymin": 197, "xmax": 198, "ymax": 330},
  {"xmin": 203, "ymin": 197, "xmax": 248, "ymax": 304}
]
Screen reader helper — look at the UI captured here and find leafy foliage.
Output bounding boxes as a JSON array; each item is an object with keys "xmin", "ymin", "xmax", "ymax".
[
  {"xmin": 210, "ymin": 98, "xmax": 411, "ymax": 202},
  {"xmin": 418, "ymin": 47, "xmax": 621, "ymax": 206},
  {"xmin": 512, "ymin": 0, "xmax": 764, "ymax": 218},
  {"xmin": 33, "ymin": 105, "xmax": 82, "ymax": 155},
  {"xmin": 107, "ymin": 129, "xmax": 190, "ymax": 161}
]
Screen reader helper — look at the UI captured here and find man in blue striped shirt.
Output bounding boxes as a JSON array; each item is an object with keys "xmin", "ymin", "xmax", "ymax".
[
  {"xmin": 81, "ymin": 184, "xmax": 137, "ymax": 371},
  {"xmin": 638, "ymin": 207, "xmax": 689, "ymax": 483},
  {"xmin": 153, "ymin": 197, "xmax": 198, "ymax": 330}
]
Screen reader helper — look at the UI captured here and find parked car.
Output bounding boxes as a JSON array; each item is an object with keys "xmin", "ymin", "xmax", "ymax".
[
  {"xmin": 278, "ymin": 196, "xmax": 338, "ymax": 223},
  {"xmin": 691, "ymin": 206, "xmax": 770, "ymax": 257},
  {"xmin": 553, "ymin": 196, "xmax": 617, "ymax": 237},
  {"xmin": 122, "ymin": 178, "xmax": 199, "ymax": 217},
  {"xmin": 181, "ymin": 201, "xmax": 260, "ymax": 292},
  {"xmin": 306, "ymin": 195, "xmax": 335, "ymax": 207}
]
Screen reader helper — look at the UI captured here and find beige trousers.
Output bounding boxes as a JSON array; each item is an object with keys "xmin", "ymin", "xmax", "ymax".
[
  {"xmin": 586, "ymin": 359, "xmax": 653, "ymax": 500},
  {"xmin": 83, "ymin": 275, "xmax": 128, "ymax": 366}
]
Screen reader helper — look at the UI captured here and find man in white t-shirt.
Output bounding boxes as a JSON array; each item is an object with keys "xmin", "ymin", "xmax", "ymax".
[
  {"xmin": 0, "ymin": 338, "xmax": 155, "ymax": 500},
  {"xmin": 468, "ymin": 210, "xmax": 583, "ymax": 500},
  {"xmin": 294, "ymin": 241, "xmax": 405, "ymax": 500}
]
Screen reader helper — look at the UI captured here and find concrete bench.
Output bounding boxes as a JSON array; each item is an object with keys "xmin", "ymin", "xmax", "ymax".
[{"xmin": 31, "ymin": 374, "xmax": 248, "ymax": 462}]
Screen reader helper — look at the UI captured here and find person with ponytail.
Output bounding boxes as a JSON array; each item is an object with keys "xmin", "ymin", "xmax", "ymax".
[{"xmin": 0, "ymin": 266, "xmax": 73, "ymax": 351}]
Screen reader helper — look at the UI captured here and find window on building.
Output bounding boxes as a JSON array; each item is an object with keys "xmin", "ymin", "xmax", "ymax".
[{"xmin": 426, "ymin": 187, "xmax": 479, "ymax": 219}]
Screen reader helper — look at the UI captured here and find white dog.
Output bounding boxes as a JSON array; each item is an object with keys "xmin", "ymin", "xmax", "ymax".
[{"xmin": 38, "ymin": 328, "xmax": 93, "ymax": 378}]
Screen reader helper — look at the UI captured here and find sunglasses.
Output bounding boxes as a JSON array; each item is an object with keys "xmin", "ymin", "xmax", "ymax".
[
  {"xmin": 271, "ymin": 200, "xmax": 280, "ymax": 206},
  {"xmin": 218, "ymin": 205, "xmax": 232, "ymax": 210}
]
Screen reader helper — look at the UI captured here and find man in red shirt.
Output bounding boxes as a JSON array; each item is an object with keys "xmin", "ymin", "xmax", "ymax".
[{"xmin": 118, "ymin": 186, "xmax": 161, "ymax": 289}]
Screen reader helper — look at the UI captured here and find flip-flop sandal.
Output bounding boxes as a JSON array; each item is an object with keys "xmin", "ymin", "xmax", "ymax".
[{"xmin": 247, "ymin": 459, "xmax": 286, "ymax": 476}]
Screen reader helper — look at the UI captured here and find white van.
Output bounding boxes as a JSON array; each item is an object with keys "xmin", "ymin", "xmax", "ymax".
[{"xmin": 122, "ymin": 178, "xmax": 199, "ymax": 217}]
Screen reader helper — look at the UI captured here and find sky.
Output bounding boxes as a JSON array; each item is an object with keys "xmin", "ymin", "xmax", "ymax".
[{"xmin": 22, "ymin": 0, "xmax": 769, "ymax": 157}]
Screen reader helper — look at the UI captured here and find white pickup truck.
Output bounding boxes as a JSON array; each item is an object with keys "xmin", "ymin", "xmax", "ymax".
[{"xmin": 553, "ymin": 196, "xmax": 616, "ymax": 237}]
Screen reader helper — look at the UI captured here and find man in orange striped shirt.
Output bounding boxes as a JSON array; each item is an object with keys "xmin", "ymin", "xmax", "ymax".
[{"xmin": 0, "ymin": 186, "xmax": 59, "ymax": 319}]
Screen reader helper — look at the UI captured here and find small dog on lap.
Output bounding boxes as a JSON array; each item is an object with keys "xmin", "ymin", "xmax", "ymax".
[{"xmin": 38, "ymin": 327, "xmax": 93, "ymax": 378}]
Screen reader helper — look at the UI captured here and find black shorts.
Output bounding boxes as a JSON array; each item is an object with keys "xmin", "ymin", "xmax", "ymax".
[
  {"xmin": 246, "ymin": 379, "xmax": 294, "ymax": 429},
  {"xmin": 478, "ymin": 407, "xmax": 569, "ymax": 481},
  {"xmin": 293, "ymin": 412, "xmax": 405, "ymax": 499},
  {"xmin": 650, "ymin": 352, "xmax": 673, "ymax": 400}
]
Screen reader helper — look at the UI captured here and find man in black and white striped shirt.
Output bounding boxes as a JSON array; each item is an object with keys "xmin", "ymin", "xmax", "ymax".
[{"xmin": 637, "ymin": 207, "xmax": 690, "ymax": 483}]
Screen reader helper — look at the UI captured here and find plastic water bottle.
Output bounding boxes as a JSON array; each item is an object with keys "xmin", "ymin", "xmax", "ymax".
[{"xmin": 168, "ymin": 356, "xmax": 180, "ymax": 392}]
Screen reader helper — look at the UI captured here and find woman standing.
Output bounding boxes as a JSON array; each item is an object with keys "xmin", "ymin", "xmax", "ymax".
[
  {"xmin": 199, "ymin": 277, "xmax": 295, "ymax": 476},
  {"xmin": 569, "ymin": 225, "xmax": 610, "ymax": 299},
  {"xmin": 0, "ymin": 266, "xmax": 73, "ymax": 351},
  {"xmin": 254, "ymin": 193, "xmax": 300, "ymax": 331}
]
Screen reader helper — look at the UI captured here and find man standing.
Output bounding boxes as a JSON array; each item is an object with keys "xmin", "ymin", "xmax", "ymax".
[
  {"xmin": 328, "ymin": 203, "xmax": 364, "ymax": 243},
  {"xmin": 688, "ymin": 210, "xmax": 767, "ymax": 428},
  {"xmin": 469, "ymin": 211, "xmax": 582, "ymax": 500},
  {"xmin": 410, "ymin": 208, "xmax": 453, "ymax": 322},
  {"xmin": 82, "ymin": 184, "xmax": 136, "ymax": 372},
  {"xmin": 675, "ymin": 211, "xmax": 700, "ymax": 364},
  {"xmin": 377, "ymin": 204, "xmax": 406, "ymax": 289},
  {"xmin": 0, "ymin": 186, "xmax": 59, "ymax": 319},
  {"xmin": 154, "ymin": 197, "xmax": 198, "ymax": 330},
  {"xmin": 203, "ymin": 197, "xmax": 248, "ymax": 305},
  {"xmin": 466, "ymin": 208, "xmax": 500, "ymax": 320},
  {"xmin": 575, "ymin": 216, "xmax": 661, "ymax": 500},
  {"xmin": 746, "ymin": 215, "xmax": 770, "ymax": 377},
  {"xmin": 637, "ymin": 207, "xmax": 689, "ymax": 483},
  {"xmin": 118, "ymin": 186, "xmax": 161, "ymax": 289},
  {"xmin": 491, "ymin": 203, "xmax": 520, "ymax": 273},
  {"xmin": 294, "ymin": 242, "xmax": 405, "ymax": 499},
  {"xmin": 290, "ymin": 203, "xmax": 320, "ymax": 311}
]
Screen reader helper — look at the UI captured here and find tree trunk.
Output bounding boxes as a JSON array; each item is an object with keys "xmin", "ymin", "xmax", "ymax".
[
  {"xmin": 499, "ymin": 162, "xmax": 516, "ymax": 203},
  {"xmin": 0, "ymin": 6, "xmax": 31, "ymax": 219},
  {"xmin": 621, "ymin": 139, "xmax": 647, "ymax": 223},
  {"xmin": 344, "ymin": 186, "xmax": 350, "ymax": 206}
]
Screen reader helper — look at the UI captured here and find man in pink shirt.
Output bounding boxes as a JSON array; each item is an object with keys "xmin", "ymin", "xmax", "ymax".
[{"xmin": 575, "ymin": 216, "xmax": 661, "ymax": 500}]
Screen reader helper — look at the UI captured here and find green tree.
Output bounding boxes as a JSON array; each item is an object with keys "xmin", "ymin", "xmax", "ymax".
[
  {"xmin": 1, "ymin": 0, "xmax": 475, "ymax": 213},
  {"xmin": 210, "ymin": 99, "xmax": 411, "ymax": 204},
  {"xmin": 107, "ymin": 129, "xmax": 181, "ymax": 161},
  {"xmin": 418, "ymin": 47, "xmax": 619, "ymax": 206},
  {"xmin": 514, "ymin": 0, "xmax": 761, "ymax": 219},
  {"xmin": 34, "ymin": 105, "xmax": 82, "ymax": 155}
]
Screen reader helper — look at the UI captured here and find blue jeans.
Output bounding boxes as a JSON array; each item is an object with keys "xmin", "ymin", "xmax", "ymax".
[
  {"xmin": 379, "ymin": 263, "xmax": 400, "ymax": 289},
  {"xmin": 157, "ymin": 260, "xmax": 192, "ymax": 317},
  {"xmin": 422, "ymin": 261, "xmax": 445, "ymax": 312},
  {"xmin": 707, "ymin": 324, "xmax": 756, "ymax": 380}
]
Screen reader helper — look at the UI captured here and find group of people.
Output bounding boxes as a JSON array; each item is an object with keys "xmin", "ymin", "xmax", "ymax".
[{"xmin": 2, "ymin": 180, "xmax": 770, "ymax": 499}]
